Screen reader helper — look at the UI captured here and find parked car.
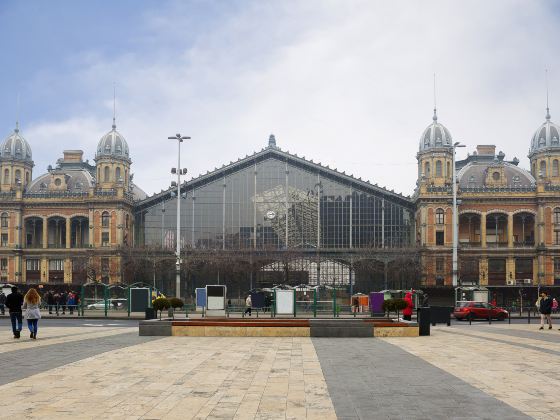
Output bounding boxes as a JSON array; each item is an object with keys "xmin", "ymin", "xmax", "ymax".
[
  {"xmin": 453, "ymin": 301, "xmax": 509, "ymax": 321},
  {"xmin": 87, "ymin": 299, "xmax": 127, "ymax": 310}
]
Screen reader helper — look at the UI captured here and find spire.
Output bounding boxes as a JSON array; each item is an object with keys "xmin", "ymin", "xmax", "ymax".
[
  {"xmin": 432, "ymin": 73, "xmax": 438, "ymax": 122},
  {"xmin": 546, "ymin": 69, "xmax": 551, "ymax": 121},
  {"xmin": 268, "ymin": 134, "xmax": 277, "ymax": 148},
  {"xmin": 15, "ymin": 93, "xmax": 20, "ymax": 133},
  {"xmin": 112, "ymin": 82, "xmax": 117, "ymax": 130}
]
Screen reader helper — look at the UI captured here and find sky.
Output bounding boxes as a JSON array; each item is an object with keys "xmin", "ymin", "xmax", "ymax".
[{"xmin": 1, "ymin": 0, "xmax": 560, "ymax": 197}]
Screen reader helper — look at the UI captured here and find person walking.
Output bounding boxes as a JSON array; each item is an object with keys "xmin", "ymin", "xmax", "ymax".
[
  {"xmin": 0, "ymin": 291, "xmax": 6, "ymax": 315},
  {"xmin": 552, "ymin": 297, "xmax": 559, "ymax": 314},
  {"xmin": 5, "ymin": 286, "xmax": 23, "ymax": 338},
  {"xmin": 67, "ymin": 292, "xmax": 76, "ymax": 315},
  {"xmin": 59, "ymin": 291, "xmax": 67, "ymax": 315},
  {"xmin": 244, "ymin": 294, "xmax": 252, "ymax": 316},
  {"xmin": 23, "ymin": 288, "xmax": 41, "ymax": 339},
  {"xmin": 47, "ymin": 291, "xmax": 55, "ymax": 314},
  {"xmin": 403, "ymin": 292, "xmax": 414, "ymax": 321},
  {"xmin": 53, "ymin": 292, "xmax": 60, "ymax": 316},
  {"xmin": 539, "ymin": 291, "xmax": 553, "ymax": 330}
]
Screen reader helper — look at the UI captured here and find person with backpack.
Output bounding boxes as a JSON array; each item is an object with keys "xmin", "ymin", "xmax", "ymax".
[
  {"xmin": 22, "ymin": 288, "xmax": 41, "ymax": 339},
  {"xmin": 539, "ymin": 291, "xmax": 553, "ymax": 330},
  {"xmin": 5, "ymin": 286, "xmax": 23, "ymax": 338}
]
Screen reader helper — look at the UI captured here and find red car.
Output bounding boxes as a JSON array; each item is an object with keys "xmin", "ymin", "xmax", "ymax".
[{"xmin": 453, "ymin": 301, "xmax": 509, "ymax": 321}]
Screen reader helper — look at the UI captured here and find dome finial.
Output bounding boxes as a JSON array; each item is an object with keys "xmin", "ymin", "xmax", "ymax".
[
  {"xmin": 432, "ymin": 73, "xmax": 438, "ymax": 121},
  {"xmin": 268, "ymin": 134, "xmax": 276, "ymax": 148},
  {"xmin": 112, "ymin": 83, "xmax": 117, "ymax": 130},
  {"xmin": 546, "ymin": 69, "xmax": 551, "ymax": 121}
]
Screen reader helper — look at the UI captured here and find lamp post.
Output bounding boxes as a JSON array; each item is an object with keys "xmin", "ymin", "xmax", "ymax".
[
  {"xmin": 452, "ymin": 142, "xmax": 465, "ymax": 287},
  {"xmin": 168, "ymin": 133, "xmax": 190, "ymax": 299}
]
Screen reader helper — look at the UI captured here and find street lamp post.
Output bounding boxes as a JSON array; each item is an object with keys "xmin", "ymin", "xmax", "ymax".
[
  {"xmin": 452, "ymin": 142, "xmax": 465, "ymax": 287},
  {"xmin": 168, "ymin": 133, "xmax": 190, "ymax": 299}
]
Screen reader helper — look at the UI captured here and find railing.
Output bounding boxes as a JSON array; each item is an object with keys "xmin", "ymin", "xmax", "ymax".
[
  {"xmin": 514, "ymin": 241, "xmax": 535, "ymax": 247},
  {"xmin": 461, "ymin": 186, "xmax": 535, "ymax": 193},
  {"xmin": 94, "ymin": 189, "xmax": 116, "ymax": 196},
  {"xmin": 24, "ymin": 191, "xmax": 89, "ymax": 198},
  {"xmin": 0, "ymin": 192, "xmax": 16, "ymax": 199}
]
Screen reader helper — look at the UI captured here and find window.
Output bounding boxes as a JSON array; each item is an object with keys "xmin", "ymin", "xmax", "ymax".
[
  {"xmin": 26, "ymin": 259, "xmax": 40, "ymax": 271},
  {"xmin": 435, "ymin": 160, "xmax": 442, "ymax": 177},
  {"xmin": 555, "ymin": 258, "xmax": 560, "ymax": 274},
  {"xmin": 48, "ymin": 259, "xmax": 64, "ymax": 271},
  {"xmin": 435, "ymin": 208, "xmax": 444, "ymax": 224},
  {"xmin": 1, "ymin": 233, "xmax": 7, "ymax": 247},
  {"xmin": 104, "ymin": 166, "xmax": 110, "ymax": 182},
  {"xmin": 555, "ymin": 230, "xmax": 560, "ymax": 245},
  {"xmin": 25, "ymin": 172, "xmax": 29, "ymax": 185},
  {"xmin": 0, "ymin": 258, "xmax": 7, "ymax": 271},
  {"xmin": 102, "ymin": 232, "xmax": 110, "ymax": 246},
  {"xmin": 54, "ymin": 178, "xmax": 61, "ymax": 186},
  {"xmin": 125, "ymin": 214, "xmax": 129, "ymax": 229},
  {"xmin": 116, "ymin": 167, "xmax": 121, "ymax": 181},
  {"xmin": 101, "ymin": 211, "xmax": 110, "ymax": 228},
  {"xmin": 554, "ymin": 208, "xmax": 560, "ymax": 225},
  {"xmin": 3, "ymin": 169, "xmax": 9, "ymax": 183},
  {"xmin": 424, "ymin": 162, "xmax": 430, "ymax": 177},
  {"xmin": 436, "ymin": 258, "xmax": 444, "ymax": 273},
  {"xmin": 1, "ymin": 212, "xmax": 8, "ymax": 228},
  {"xmin": 101, "ymin": 258, "xmax": 109, "ymax": 273},
  {"xmin": 446, "ymin": 162, "xmax": 450, "ymax": 177},
  {"xmin": 540, "ymin": 160, "xmax": 547, "ymax": 177},
  {"xmin": 492, "ymin": 171, "xmax": 500, "ymax": 181},
  {"xmin": 436, "ymin": 231, "xmax": 444, "ymax": 246},
  {"xmin": 554, "ymin": 160, "xmax": 559, "ymax": 177},
  {"xmin": 15, "ymin": 169, "xmax": 21, "ymax": 183}
]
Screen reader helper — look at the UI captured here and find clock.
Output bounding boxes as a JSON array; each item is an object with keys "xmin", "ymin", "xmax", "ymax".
[{"xmin": 266, "ymin": 210, "xmax": 276, "ymax": 220}]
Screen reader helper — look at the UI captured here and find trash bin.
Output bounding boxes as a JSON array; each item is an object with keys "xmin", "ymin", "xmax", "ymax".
[
  {"xmin": 145, "ymin": 308, "xmax": 156, "ymax": 320},
  {"xmin": 417, "ymin": 307, "xmax": 431, "ymax": 336}
]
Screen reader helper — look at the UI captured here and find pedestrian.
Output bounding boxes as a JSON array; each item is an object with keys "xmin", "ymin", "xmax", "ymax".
[
  {"xmin": 403, "ymin": 291, "xmax": 414, "ymax": 321},
  {"xmin": 67, "ymin": 292, "xmax": 76, "ymax": 315},
  {"xmin": 539, "ymin": 291, "xmax": 553, "ymax": 330},
  {"xmin": 0, "ymin": 291, "xmax": 6, "ymax": 315},
  {"xmin": 47, "ymin": 291, "xmax": 55, "ymax": 314},
  {"xmin": 53, "ymin": 292, "xmax": 60, "ymax": 316},
  {"xmin": 244, "ymin": 294, "xmax": 252, "ymax": 316},
  {"xmin": 23, "ymin": 288, "xmax": 41, "ymax": 339},
  {"xmin": 59, "ymin": 291, "xmax": 67, "ymax": 315},
  {"xmin": 5, "ymin": 286, "xmax": 23, "ymax": 338},
  {"xmin": 552, "ymin": 297, "xmax": 558, "ymax": 314},
  {"xmin": 421, "ymin": 292, "xmax": 429, "ymax": 307}
]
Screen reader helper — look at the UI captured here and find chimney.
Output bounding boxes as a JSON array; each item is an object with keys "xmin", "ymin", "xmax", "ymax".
[
  {"xmin": 63, "ymin": 150, "xmax": 83, "ymax": 162},
  {"xmin": 476, "ymin": 145, "xmax": 496, "ymax": 156}
]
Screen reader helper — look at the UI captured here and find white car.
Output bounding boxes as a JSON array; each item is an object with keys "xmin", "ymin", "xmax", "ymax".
[{"xmin": 87, "ymin": 299, "xmax": 127, "ymax": 310}]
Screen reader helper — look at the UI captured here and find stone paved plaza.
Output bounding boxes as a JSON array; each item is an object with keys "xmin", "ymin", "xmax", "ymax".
[{"xmin": 0, "ymin": 319, "xmax": 558, "ymax": 419}]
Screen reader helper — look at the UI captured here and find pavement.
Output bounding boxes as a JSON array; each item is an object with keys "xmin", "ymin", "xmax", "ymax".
[{"xmin": 0, "ymin": 319, "xmax": 558, "ymax": 419}]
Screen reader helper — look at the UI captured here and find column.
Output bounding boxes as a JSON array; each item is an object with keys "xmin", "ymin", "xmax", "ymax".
[
  {"xmin": 41, "ymin": 258, "xmax": 48, "ymax": 282},
  {"xmin": 66, "ymin": 218, "xmax": 71, "ymax": 249},
  {"xmin": 507, "ymin": 213, "xmax": 513, "ymax": 248},
  {"xmin": 481, "ymin": 212, "xmax": 487, "ymax": 248},
  {"xmin": 88, "ymin": 209, "xmax": 94, "ymax": 247},
  {"xmin": 42, "ymin": 217, "xmax": 48, "ymax": 248},
  {"xmin": 64, "ymin": 258, "xmax": 72, "ymax": 283}
]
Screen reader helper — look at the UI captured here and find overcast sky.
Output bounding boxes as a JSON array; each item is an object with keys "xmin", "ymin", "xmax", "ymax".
[{"xmin": 1, "ymin": 0, "xmax": 559, "ymax": 197}]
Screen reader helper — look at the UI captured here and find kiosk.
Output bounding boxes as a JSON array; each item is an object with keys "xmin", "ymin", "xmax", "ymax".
[{"xmin": 205, "ymin": 285, "xmax": 226, "ymax": 316}]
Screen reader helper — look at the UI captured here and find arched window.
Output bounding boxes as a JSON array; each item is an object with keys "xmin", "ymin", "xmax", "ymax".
[
  {"xmin": 15, "ymin": 169, "xmax": 21, "ymax": 183},
  {"xmin": 125, "ymin": 214, "xmax": 129, "ymax": 229},
  {"xmin": 446, "ymin": 162, "xmax": 451, "ymax": 177},
  {"xmin": 424, "ymin": 162, "xmax": 430, "ymax": 177},
  {"xmin": 115, "ymin": 167, "xmax": 121, "ymax": 181},
  {"xmin": 533, "ymin": 162, "xmax": 536, "ymax": 176},
  {"xmin": 104, "ymin": 166, "xmax": 110, "ymax": 182},
  {"xmin": 435, "ymin": 161, "xmax": 442, "ymax": 177},
  {"xmin": 553, "ymin": 160, "xmax": 559, "ymax": 177},
  {"xmin": 3, "ymin": 169, "xmax": 9, "ymax": 184},
  {"xmin": 25, "ymin": 172, "xmax": 30, "ymax": 185},
  {"xmin": 1, "ymin": 212, "xmax": 9, "ymax": 228},
  {"xmin": 554, "ymin": 208, "xmax": 560, "ymax": 225},
  {"xmin": 101, "ymin": 211, "xmax": 110, "ymax": 228},
  {"xmin": 435, "ymin": 208, "xmax": 444, "ymax": 225},
  {"xmin": 124, "ymin": 169, "xmax": 128, "ymax": 184},
  {"xmin": 540, "ymin": 160, "xmax": 547, "ymax": 177}
]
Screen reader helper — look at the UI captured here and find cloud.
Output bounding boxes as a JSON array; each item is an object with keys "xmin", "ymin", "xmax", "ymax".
[{"xmin": 20, "ymin": 0, "xmax": 560, "ymax": 197}]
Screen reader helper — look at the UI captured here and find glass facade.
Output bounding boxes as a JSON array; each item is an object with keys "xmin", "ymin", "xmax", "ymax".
[{"xmin": 136, "ymin": 154, "xmax": 413, "ymax": 251}]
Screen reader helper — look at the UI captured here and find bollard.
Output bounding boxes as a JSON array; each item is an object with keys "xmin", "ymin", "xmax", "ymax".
[
  {"xmin": 508, "ymin": 308, "xmax": 511, "ymax": 324},
  {"xmin": 469, "ymin": 315, "xmax": 472, "ymax": 325},
  {"xmin": 528, "ymin": 308, "xmax": 531, "ymax": 324},
  {"xmin": 488, "ymin": 313, "xmax": 492, "ymax": 324}
]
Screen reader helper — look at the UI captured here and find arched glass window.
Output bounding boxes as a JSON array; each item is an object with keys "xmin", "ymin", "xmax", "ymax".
[
  {"xmin": 101, "ymin": 211, "xmax": 110, "ymax": 228},
  {"xmin": 553, "ymin": 160, "xmax": 559, "ymax": 177},
  {"xmin": 115, "ymin": 167, "xmax": 121, "ymax": 181},
  {"xmin": 14, "ymin": 169, "xmax": 21, "ymax": 183},
  {"xmin": 540, "ymin": 160, "xmax": 547, "ymax": 177},
  {"xmin": 424, "ymin": 162, "xmax": 430, "ymax": 177},
  {"xmin": 554, "ymin": 208, "xmax": 560, "ymax": 225},
  {"xmin": 3, "ymin": 169, "xmax": 9, "ymax": 184},
  {"xmin": 435, "ymin": 208, "xmax": 444, "ymax": 224},
  {"xmin": 435, "ymin": 161, "xmax": 442, "ymax": 177},
  {"xmin": 104, "ymin": 166, "xmax": 110, "ymax": 182},
  {"xmin": 1, "ymin": 212, "xmax": 9, "ymax": 228}
]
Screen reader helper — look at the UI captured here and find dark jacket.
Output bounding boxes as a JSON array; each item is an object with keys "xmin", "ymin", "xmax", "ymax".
[
  {"xmin": 0, "ymin": 293, "xmax": 6, "ymax": 305},
  {"xmin": 5, "ymin": 292, "xmax": 23, "ymax": 313},
  {"xmin": 540, "ymin": 296, "xmax": 553, "ymax": 315}
]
